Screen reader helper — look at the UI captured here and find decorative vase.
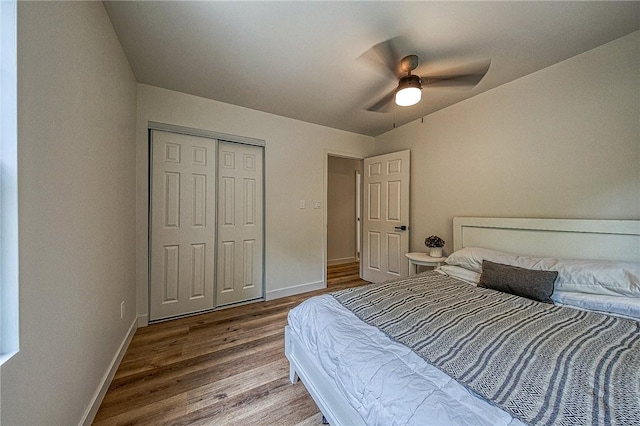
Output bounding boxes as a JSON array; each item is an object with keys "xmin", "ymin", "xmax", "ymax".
[{"xmin": 429, "ymin": 247, "xmax": 443, "ymax": 258}]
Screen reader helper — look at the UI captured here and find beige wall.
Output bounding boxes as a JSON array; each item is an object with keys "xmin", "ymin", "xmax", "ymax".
[
  {"xmin": 2, "ymin": 2, "xmax": 138, "ymax": 425},
  {"xmin": 327, "ymin": 156, "xmax": 363, "ymax": 263},
  {"xmin": 374, "ymin": 31, "xmax": 640, "ymax": 256},
  {"xmin": 135, "ymin": 85, "xmax": 374, "ymax": 322}
]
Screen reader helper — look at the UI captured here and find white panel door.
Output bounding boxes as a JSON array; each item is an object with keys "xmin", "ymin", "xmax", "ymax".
[
  {"xmin": 362, "ymin": 150, "xmax": 410, "ymax": 282},
  {"xmin": 216, "ymin": 141, "xmax": 264, "ymax": 306},
  {"xmin": 150, "ymin": 131, "xmax": 216, "ymax": 321}
]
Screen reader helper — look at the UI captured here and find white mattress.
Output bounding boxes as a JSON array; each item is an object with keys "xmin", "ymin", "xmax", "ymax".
[{"xmin": 288, "ymin": 294, "xmax": 526, "ymax": 426}]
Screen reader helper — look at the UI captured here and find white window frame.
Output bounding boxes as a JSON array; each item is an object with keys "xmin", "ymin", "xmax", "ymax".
[{"xmin": 0, "ymin": 0, "xmax": 19, "ymax": 365}]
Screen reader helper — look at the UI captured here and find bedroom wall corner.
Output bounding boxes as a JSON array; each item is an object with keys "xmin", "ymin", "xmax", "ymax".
[
  {"xmin": 373, "ymin": 31, "xmax": 640, "ymax": 256},
  {"xmin": 3, "ymin": 2, "xmax": 138, "ymax": 424}
]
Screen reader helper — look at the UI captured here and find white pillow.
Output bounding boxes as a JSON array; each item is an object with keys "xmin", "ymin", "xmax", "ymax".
[
  {"xmin": 436, "ymin": 265, "xmax": 480, "ymax": 285},
  {"xmin": 445, "ymin": 247, "xmax": 640, "ymax": 298},
  {"xmin": 444, "ymin": 247, "xmax": 512, "ymax": 273},
  {"xmin": 553, "ymin": 291, "xmax": 640, "ymax": 321}
]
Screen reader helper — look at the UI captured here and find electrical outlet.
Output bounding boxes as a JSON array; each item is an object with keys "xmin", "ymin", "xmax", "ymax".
[
  {"xmin": 313, "ymin": 200, "xmax": 321, "ymax": 209},
  {"xmin": 299, "ymin": 200, "xmax": 306, "ymax": 209},
  {"xmin": 120, "ymin": 301, "xmax": 125, "ymax": 319}
]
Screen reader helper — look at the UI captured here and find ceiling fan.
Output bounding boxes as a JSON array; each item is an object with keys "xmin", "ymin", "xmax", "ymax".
[{"xmin": 361, "ymin": 37, "xmax": 491, "ymax": 112}]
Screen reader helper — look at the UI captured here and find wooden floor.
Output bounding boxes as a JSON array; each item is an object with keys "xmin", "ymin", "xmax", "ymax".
[{"xmin": 94, "ymin": 262, "xmax": 365, "ymax": 425}]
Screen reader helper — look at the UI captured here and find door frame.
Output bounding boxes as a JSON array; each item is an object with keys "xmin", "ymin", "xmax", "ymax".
[
  {"xmin": 355, "ymin": 170, "xmax": 361, "ymax": 262},
  {"xmin": 323, "ymin": 150, "xmax": 365, "ymax": 285},
  {"xmin": 147, "ymin": 122, "xmax": 266, "ymax": 323}
]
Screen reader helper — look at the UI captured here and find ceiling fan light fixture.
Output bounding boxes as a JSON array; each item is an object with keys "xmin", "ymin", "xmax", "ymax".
[
  {"xmin": 395, "ymin": 87, "xmax": 421, "ymax": 107},
  {"xmin": 395, "ymin": 75, "xmax": 422, "ymax": 106}
]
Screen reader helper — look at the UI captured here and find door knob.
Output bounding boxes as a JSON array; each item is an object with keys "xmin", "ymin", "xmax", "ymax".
[{"xmin": 394, "ymin": 225, "xmax": 407, "ymax": 231}]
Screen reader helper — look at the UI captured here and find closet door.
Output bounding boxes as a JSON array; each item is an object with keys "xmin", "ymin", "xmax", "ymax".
[
  {"xmin": 216, "ymin": 141, "xmax": 264, "ymax": 306},
  {"xmin": 149, "ymin": 131, "xmax": 216, "ymax": 321}
]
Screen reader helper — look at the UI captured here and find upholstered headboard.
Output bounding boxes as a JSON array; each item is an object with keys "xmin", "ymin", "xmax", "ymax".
[{"xmin": 453, "ymin": 217, "xmax": 640, "ymax": 263}]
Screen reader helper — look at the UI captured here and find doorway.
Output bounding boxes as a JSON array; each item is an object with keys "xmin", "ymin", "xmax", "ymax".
[
  {"xmin": 326, "ymin": 155, "xmax": 363, "ymax": 287},
  {"xmin": 324, "ymin": 150, "xmax": 411, "ymax": 286}
]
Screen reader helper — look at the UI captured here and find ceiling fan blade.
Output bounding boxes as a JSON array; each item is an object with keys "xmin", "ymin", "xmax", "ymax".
[
  {"xmin": 366, "ymin": 91, "xmax": 395, "ymax": 113},
  {"xmin": 357, "ymin": 36, "xmax": 408, "ymax": 78},
  {"xmin": 423, "ymin": 59, "xmax": 491, "ymax": 89},
  {"xmin": 423, "ymin": 74, "xmax": 484, "ymax": 88}
]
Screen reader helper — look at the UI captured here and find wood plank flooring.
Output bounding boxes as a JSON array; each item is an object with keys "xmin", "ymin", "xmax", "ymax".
[
  {"xmin": 94, "ymin": 262, "xmax": 365, "ymax": 426},
  {"xmin": 326, "ymin": 261, "xmax": 361, "ymax": 287}
]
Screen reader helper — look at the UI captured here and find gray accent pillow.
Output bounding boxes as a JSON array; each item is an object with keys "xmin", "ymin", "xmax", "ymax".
[{"xmin": 478, "ymin": 260, "xmax": 557, "ymax": 304}]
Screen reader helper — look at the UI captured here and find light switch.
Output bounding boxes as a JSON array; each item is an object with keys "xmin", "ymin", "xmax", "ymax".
[
  {"xmin": 313, "ymin": 201, "xmax": 322, "ymax": 209},
  {"xmin": 299, "ymin": 200, "xmax": 306, "ymax": 209}
]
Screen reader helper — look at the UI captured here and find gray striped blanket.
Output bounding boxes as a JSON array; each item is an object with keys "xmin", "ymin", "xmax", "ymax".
[{"xmin": 332, "ymin": 272, "xmax": 640, "ymax": 425}]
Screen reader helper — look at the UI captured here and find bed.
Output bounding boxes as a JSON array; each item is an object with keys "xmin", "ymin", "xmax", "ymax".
[{"xmin": 285, "ymin": 217, "xmax": 640, "ymax": 425}]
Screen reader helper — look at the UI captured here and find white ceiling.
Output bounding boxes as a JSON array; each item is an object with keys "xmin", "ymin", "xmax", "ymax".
[{"xmin": 103, "ymin": 1, "xmax": 640, "ymax": 137}]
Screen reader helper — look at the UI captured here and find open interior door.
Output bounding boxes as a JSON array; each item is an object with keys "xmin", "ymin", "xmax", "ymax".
[{"xmin": 362, "ymin": 150, "xmax": 410, "ymax": 282}]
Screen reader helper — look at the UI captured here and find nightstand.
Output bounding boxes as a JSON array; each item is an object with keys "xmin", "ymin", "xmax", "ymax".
[{"xmin": 405, "ymin": 252, "xmax": 447, "ymax": 275}]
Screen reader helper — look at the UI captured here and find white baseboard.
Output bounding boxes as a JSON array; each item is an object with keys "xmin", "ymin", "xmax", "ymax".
[
  {"xmin": 266, "ymin": 280, "xmax": 325, "ymax": 301},
  {"xmin": 137, "ymin": 314, "xmax": 148, "ymax": 328},
  {"xmin": 80, "ymin": 317, "xmax": 137, "ymax": 426},
  {"xmin": 327, "ymin": 257, "xmax": 357, "ymax": 266}
]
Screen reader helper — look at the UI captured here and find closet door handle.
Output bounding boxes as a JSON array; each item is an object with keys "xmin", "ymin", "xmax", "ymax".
[{"xmin": 394, "ymin": 225, "xmax": 407, "ymax": 231}]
